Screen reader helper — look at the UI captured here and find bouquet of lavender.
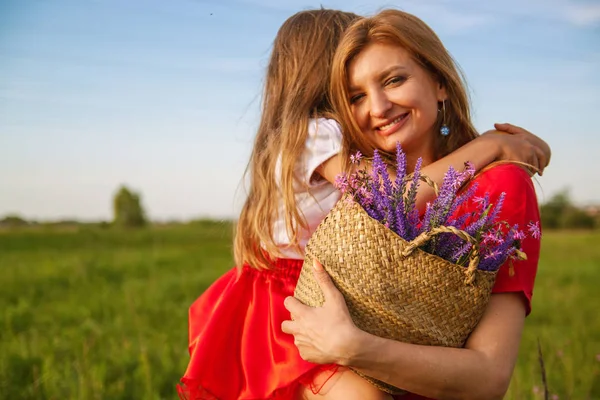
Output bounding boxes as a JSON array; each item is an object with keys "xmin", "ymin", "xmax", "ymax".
[
  {"xmin": 294, "ymin": 143, "xmax": 539, "ymax": 394},
  {"xmin": 334, "ymin": 143, "xmax": 539, "ymax": 274}
]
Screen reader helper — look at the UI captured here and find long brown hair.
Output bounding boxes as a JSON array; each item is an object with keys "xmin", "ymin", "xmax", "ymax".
[
  {"xmin": 330, "ymin": 9, "xmax": 479, "ymax": 166},
  {"xmin": 234, "ymin": 9, "xmax": 360, "ymax": 270}
]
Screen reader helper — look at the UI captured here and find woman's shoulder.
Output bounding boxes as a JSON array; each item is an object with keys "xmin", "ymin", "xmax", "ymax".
[
  {"xmin": 473, "ymin": 163, "xmax": 534, "ymax": 195},
  {"xmin": 469, "ymin": 163, "xmax": 540, "ymax": 223}
]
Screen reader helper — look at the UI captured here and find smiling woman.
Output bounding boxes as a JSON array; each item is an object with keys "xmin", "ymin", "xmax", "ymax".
[{"xmin": 283, "ymin": 9, "xmax": 545, "ymax": 400}]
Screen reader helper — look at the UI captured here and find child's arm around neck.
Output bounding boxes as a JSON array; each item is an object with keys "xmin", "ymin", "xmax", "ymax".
[{"xmin": 316, "ymin": 126, "xmax": 550, "ymax": 210}]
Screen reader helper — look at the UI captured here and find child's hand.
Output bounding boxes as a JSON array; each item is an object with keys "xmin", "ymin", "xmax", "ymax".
[{"xmin": 482, "ymin": 123, "xmax": 551, "ymax": 176}]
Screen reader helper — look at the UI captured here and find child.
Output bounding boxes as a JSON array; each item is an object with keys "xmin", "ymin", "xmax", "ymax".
[{"xmin": 178, "ymin": 9, "xmax": 551, "ymax": 400}]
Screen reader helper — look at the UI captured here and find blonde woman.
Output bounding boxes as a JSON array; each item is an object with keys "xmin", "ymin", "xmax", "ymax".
[{"xmin": 283, "ymin": 9, "xmax": 543, "ymax": 400}]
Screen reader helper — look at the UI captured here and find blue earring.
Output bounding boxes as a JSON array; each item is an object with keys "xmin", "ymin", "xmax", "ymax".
[{"xmin": 440, "ymin": 100, "xmax": 450, "ymax": 136}]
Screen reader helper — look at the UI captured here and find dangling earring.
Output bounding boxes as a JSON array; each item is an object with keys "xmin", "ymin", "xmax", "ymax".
[{"xmin": 440, "ymin": 100, "xmax": 450, "ymax": 136}]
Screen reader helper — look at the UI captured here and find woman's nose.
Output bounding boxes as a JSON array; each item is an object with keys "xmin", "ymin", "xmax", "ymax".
[{"xmin": 369, "ymin": 90, "xmax": 392, "ymax": 119}]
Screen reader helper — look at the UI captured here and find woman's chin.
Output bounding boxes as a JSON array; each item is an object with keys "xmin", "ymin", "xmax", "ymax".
[{"xmin": 374, "ymin": 136, "xmax": 403, "ymax": 153}]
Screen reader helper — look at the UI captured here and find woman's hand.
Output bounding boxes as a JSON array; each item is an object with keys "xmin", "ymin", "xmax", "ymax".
[
  {"xmin": 281, "ymin": 259, "xmax": 359, "ymax": 365},
  {"xmin": 483, "ymin": 123, "xmax": 552, "ymax": 176}
]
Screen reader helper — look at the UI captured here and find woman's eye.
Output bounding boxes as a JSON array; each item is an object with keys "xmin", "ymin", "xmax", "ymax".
[
  {"xmin": 386, "ymin": 76, "xmax": 406, "ymax": 86},
  {"xmin": 349, "ymin": 93, "xmax": 365, "ymax": 104}
]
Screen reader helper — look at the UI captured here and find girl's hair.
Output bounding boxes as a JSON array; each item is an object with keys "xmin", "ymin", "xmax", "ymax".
[
  {"xmin": 330, "ymin": 9, "xmax": 479, "ymax": 165},
  {"xmin": 234, "ymin": 9, "xmax": 360, "ymax": 270}
]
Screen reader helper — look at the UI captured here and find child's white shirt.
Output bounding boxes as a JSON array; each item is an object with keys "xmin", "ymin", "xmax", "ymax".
[{"xmin": 272, "ymin": 118, "xmax": 342, "ymax": 259}]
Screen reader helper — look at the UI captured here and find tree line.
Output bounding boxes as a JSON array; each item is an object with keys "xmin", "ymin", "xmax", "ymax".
[{"xmin": 1, "ymin": 186, "xmax": 598, "ymax": 230}]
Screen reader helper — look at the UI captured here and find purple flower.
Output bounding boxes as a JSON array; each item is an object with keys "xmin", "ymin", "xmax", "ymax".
[
  {"xmin": 449, "ymin": 182, "xmax": 479, "ymax": 218},
  {"xmin": 473, "ymin": 196, "xmax": 486, "ymax": 206},
  {"xmin": 484, "ymin": 250, "xmax": 501, "ymax": 260},
  {"xmin": 513, "ymin": 230, "xmax": 526, "ymax": 240},
  {"xmin": 528, "ymin": 221, "xmax": 541, "ymax": 239},
  {"xmin": 358, "ymin": 187, "xmax": 373, "ymax": 206},
  {"xmin": 426, "ymin": 166, "xmax": 459, "ymax": 230},
  {"xmin": 451, "ymin": 243, "xmax": 472, "ymax": 264},
  {"xmin": 350, "ymin": 151, "xmax": 363, "ymax": 164},
  {"xmin": 421, "ymin": 202, "xmax": 434, "ymax": 233},
  {"xmin": 482, "ymin": 231, "xmax": 500, "ymax": 245},
  {"xmin": 405, "ymin": 157, "xmax": 423, "ymax": 240},
  {"xmin": 334, "ymin": 174, "xmax": 348, "ymax": 193},
  {"xmin": 372, "ymin": 150, "xmax": 394, "ymax": 227},
  {"xmin": 487, "ymin": 192, "xmax": 506, "ymax": 223},
  {"xmin": 479, "ymin": 224, "xmax": 520, "ymax": 270},
  {"xmin": 393, "ymin": 142, "xmax": 407, "ymax": 237},
  {"xmin": 463, "ymin": 161, "xmax": 475, "ymax": 178}
]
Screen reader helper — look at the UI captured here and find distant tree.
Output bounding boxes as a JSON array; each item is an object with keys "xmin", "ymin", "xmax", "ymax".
[
  {"xmin": 562, "ymin": 208, "xmax": 596, "ymax": 229},
  {"xmin": 0, "ymin": 214, "xmax": 29, "ymax": 227},
  {"xmin": 112, "ymin": 185, "xmax": 147, "ymax": 227},
  {"xmin": 540, "ymin": 189, "xmax": 571, "ymax": 229},
  {"xmin": 540, "ymin": 189, "xmax": 596, "ymax": 230}
]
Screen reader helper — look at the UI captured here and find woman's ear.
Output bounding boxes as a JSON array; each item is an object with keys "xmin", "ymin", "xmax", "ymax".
[{"xmin": 437, "ymin": 82, "xmax": 447, "ymax": 102}]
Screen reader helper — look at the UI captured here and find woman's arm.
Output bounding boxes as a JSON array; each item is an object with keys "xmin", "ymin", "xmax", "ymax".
[
  {"xmin": 283, "ymin": 263, "xmax": 525, "ymax": 400},
  {"xmin": 317, "ymin": 123, "xmax": 550, "ymax": 208}
]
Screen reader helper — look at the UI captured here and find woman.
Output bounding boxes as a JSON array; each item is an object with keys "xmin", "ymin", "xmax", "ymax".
[{"xmin": 282, "ymin": 9, "xmax": 542, "ymax": 400}]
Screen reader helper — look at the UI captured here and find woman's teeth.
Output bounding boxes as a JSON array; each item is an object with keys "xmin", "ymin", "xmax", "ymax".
[{"xmin": 378, "ymin": 114, "xmax": 406, "ymax": 130}]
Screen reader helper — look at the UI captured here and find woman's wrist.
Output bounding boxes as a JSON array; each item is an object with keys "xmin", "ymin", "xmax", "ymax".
[
  {"xmin": 336, "ymin": 326, "xmax": 375, "ymax": 367},
  {"xmin": 481, "ymin": 130, "xmax": 507, "ymax": 162},
  {"xmin": 475, "ymin": 131, "xmax": 505, "ymax": 165}
]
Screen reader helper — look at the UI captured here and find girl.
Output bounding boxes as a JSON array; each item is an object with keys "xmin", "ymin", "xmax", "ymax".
[
  {"xmin": 283, "ymin": 9, "xmax": 544, "ymax": 400},
  {"xmin": 179, "ymin": 9, "xmax": 550, "ymax": 400}
]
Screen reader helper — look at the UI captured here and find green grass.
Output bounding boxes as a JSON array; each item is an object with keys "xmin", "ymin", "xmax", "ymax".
[{"xmin": 0, "ymin": 226, "xmax": 598, "ymax": 399}]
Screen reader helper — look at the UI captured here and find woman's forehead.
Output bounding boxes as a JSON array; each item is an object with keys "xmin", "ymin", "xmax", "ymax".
[{"xmin": 347, "ymin": 43, "xmax": 415, "ymax": 82}]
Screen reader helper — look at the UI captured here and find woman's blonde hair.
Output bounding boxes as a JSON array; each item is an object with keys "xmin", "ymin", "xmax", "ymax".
[
  {"xmin": 234, "ymin": 9, "xmax": 360, "ymax": 270},
  {"xmin": 330, "ymin": 9, "xmax": 479, "ymax": 165}
]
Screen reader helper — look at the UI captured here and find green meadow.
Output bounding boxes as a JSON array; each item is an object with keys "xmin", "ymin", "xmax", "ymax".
[{"xmin": 1, "ymin": 225, "xmax": 598, "ymax": 399}]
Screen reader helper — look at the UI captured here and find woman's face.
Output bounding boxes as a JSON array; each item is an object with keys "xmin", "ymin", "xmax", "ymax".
[{"xmin": 347, "ymin": 42, "xmax": 446, "ymax": 160}]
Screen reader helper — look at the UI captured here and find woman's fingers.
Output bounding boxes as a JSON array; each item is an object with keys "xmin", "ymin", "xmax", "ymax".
[
  {"xmin": 284, "ymin": 296, "xmax": 307, "ymax": 318},
  {"xmin": 494, "ymin": 122, "xmax": 528, "ymax": 135},
  {"xmin": 312, "ymin": 259, "xmax": 340, "ymax": 302},
  {"xmin": 281, "ymin": 318, "xmax": 297, "ymax": 335},
  {"xmin": 534, "ymin": 147, "xmax": 546, "ymax": 176},
  {"xmin": 493, "ymin": 122, "xmax": 551, "ymax": 175}
]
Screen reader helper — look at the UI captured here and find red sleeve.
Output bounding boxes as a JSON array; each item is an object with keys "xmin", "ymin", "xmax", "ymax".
[{"xmin": 468, "ymin": 164, "xmax": 541, "ymax": 316}]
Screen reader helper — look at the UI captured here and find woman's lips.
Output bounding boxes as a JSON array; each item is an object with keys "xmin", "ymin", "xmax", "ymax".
[{"xmin": 376, "ymin": 113, "xmax": 409, "ymax": 136}]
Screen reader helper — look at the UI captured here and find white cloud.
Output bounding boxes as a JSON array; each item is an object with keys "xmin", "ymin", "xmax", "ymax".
[
  {"xmin": 235, "ymin": 0, "xmax": 600, "ymax": 29},
  {"xmin": 391, "ymin": 2, "xmax": 492, "ymax": 34},
  {"xmin": 565, "ymin": 3, "xmax": 600, "ymax": 26},
  {"xmin": 234, "ymin": 0, "xmax": 494, "ymax": 34}
]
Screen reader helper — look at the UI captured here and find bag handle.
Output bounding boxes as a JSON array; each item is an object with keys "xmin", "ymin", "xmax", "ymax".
[{"xmin": 401, "ymin": 226, "xmax": 480, "ymax": 285}]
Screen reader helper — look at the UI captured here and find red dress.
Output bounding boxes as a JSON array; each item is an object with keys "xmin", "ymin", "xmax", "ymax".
[
  {"xmin": 178, "ymin": 164, "xmax": 540, "ymax": 400},
  {"xmin": 177, "ymin": 258, "xmax": 338, "ymax": 400}
]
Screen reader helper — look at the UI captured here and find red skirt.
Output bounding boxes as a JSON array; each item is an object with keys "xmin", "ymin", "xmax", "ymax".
[{"xmin": 177, "ymin": 258, "xmax": 338, "ymax": 400}]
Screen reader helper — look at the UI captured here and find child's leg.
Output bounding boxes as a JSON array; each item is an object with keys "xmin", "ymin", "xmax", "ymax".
[{"xmin": 299, "ymin": 367, "xmax": 393, "ymax": 400}]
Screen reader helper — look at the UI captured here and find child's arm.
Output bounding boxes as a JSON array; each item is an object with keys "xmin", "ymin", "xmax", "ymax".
[{"xmin": 317, "ymin": 124, "xmax": 550, "ymax": 208}]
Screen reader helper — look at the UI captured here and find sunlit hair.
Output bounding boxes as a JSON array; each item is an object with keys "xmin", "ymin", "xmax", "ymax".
[
  {"xmin": 234, "ymin": 9, "xmax": 360, "ymax": 270},
  {"xmin": 330, "ymin": 9, "xmax": 479, "ymax": 167}
]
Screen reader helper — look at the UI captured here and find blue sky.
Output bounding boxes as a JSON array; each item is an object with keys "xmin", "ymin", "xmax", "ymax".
[{"xmin": 1, "ymin": 0, "xmax": 599, "ymax": 221}]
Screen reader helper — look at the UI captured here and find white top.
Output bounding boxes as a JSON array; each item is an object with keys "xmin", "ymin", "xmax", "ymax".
[{"xmin": 272, "ymin": 118, "xmax": 343, "ymax": 259}]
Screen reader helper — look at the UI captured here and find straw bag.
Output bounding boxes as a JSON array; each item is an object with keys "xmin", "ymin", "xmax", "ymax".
[{"xmin": 293, "ymin": 196, "xmax": 498, "ymax": 394}]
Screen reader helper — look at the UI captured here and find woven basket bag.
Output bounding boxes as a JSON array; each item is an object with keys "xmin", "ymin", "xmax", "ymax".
[{"xmin": 294, "ymin": 196, "xmax": 498, "ymax": 394}]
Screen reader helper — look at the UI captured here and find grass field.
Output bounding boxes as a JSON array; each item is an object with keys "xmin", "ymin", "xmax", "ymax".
[{"xmin": 1, "ymin": 224, "xmax": 598, "ymax": 399}]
